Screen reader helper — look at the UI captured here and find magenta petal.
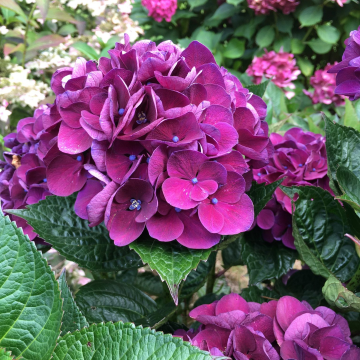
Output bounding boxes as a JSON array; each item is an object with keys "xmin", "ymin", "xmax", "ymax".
[
  {"xmin": 47, "ymin": 155, "xmax": 87, "ymax": 196},
  {"xmin": 215, "ymin": 172, "xmax": 245, "ymax": 204},
  {"xmin": 74, "ymin": 180, "xmax": 103, "ymax": 220},
  {"xmin": 341, "ymin": 346, "xmax": 360, "ymax": 360},
  {"xmin": 192, "ymin": 327, "xmax": 230, "ymax": 353},
  {"xmin": 181, "ymin": 41, "xmax": 216, "ymax": 69},
  {"xmin": 58, "ymin": 122, "xmax": 92, "ymax": 154},
  {"xmin": 162, "ymin": 178, "xmax": 198, "ymax": 209},
  {"xmin": 196, "ymin": 310, "xmax": 247, "ymax": 330},
  {"xmin": 135, "ymin": 194, "xmax": 157, "ymax": 223},
  {"xmin": 177, "ymin": 211, "xmax": 220, "ymax": 249},
  {"xmin": 108, "ymin": 203, "xmax": 145, "ymax": 246},
  {"xmin": 167, "ymin": 150, "xmax": 208, "ymax": 179},
  {"xmin": 280, "ymin": 340, "xmax": 322, "ymax": 360},
  {"xmin": 198, "ymin": 202, "xmax": 224, "ymax": 233},
  {"xmin": 309, "ymin": 325, "xmax": 345, "ymax": 350},
  {"xmin": 257, "ymin": 209, "xmax": 275, "ymax": 230},
  {"xmin": 59, "ymin": 102, "xmax": 89, "ymax": 128},
  {"xmin": 319, "ymin": 337, "xmax": 351, "ymax": 360},
  {"xmin": 146, "ymin": 210, "xmax": 184, "ymax": 242},
  {"xmin": 216, "ymin": 194, "xmax": 254, "ymax": 235},
  {"xmin": 190, "ymin": 180, "xmax": 218, "ymax": 201},
  {"xmin": 216, "ymin": 293, "xmax": 250, "ymax": 315},
  {"xmin": 198, "ymin": 161, "xmax": 227, "ymax": 185},
  {"xmin": 204, "ymin": 84, "xmax": 232, "ymax": 107},
  {"xmin": 148, "ymin": 145, "xmax": 168, "ymax": 187},
  {"xmin": 189, "ymin": 301, "xmax": 217, "ymax": 319},
  {"xmin": 243, "ymin": 313, "xmax": 275, "ymax": 343}
]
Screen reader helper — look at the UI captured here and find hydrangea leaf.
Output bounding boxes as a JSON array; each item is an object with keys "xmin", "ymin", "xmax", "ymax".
[
  {"xmin": 58, "ymin": 270, "xmax": 88, "ymax": 336},
  {"xmin": 323, "ymin": 275, "xmax": 360, "ymax": 312},
  {"xmin": 336, "ymin": 165, "xmax": 360, "ymax": 213},
  {"xmin": 180, "ymin": 252, "xmax": 216, "ymax": 299},
  {"xmin": 7, "ymin": 195, "xmax": 142, "ymax": 272},
  {"xmin": 75, "ymin": 280, "xmax": 158, "ymax": 324},
  {"xmin": 0, "ymin": 348, "xmax": 14, "ymax": 360},
  {"xmin": 240, "ymin": 227, "xmax": 297, "ymax": 284},
  {"xmin": 130, "ymin": 236, "xmax": 213, "ymax": 305},
  {"xmin": 299, "ymin": 6, "xmax": 323, "ymax": 27},
  {"xmin": 240, "ymin": 286, "xmax": 278, "ymax": 304},
  {"xmin": 0, "ymin": 212, "xmax": 62, "ymax": 360},
  {"xmin": 134, "ymin": 272, "xmax": 165, "ymax": 297},
  {"xmin": 247, "ymin": 179, "xmax": 284, "ymax": 217},
  {"xmin": 222, "ymin": 234, "xmax": 244, "ymax": 269},
  {"xmin": 52, "ymin": 322, "xmax": 213, "ymax": 360},
  {"xmin": 245, "ymin": 80, "xmax": 270, "ymax": 98},
  {"xmin": 325, "ymin": 116, "xmax": 360, "ymax": 193},
  {"xmin": 134, "ymin": 302, "xmax": 178, "ymax": 329},
  {"xmin": 284, "ymin": 186, "xmax": 360, "ymax": 282}
]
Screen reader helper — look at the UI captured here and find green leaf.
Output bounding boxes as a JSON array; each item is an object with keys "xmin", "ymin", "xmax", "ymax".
[
  {"xmin": 240, "ymin": 227, "xmax": 297, "ymax": 284},
  {"xmin": 247, "ymin": 179, "xmax": 284, "ymax": 217},
  {"xmin": 58, "ymin": 270, "xmax": 88, "ymax": 336},
  {"xmin": 27, "ymin": 34, "xmax": 65, "ymax": 52},
  {"xmin": 188, "ymin": 0, "xmax": 207, "ymax": 10},
  {"xmin": 291, "ymin": 38, "xmax": 305, "ymax": 54},
  {"xmin": 284, "ymin": 186, "xmax": 360, "ymax": 281},
  {"xmin": 325, "ymin": 115, "xmax": 360, "ymax": 185},
  {"xmin": 7, "ymin": 195, "xmax": 142, "ymax": 272},
  {"xmin": 307, "ymin": 38, "xmax": 332, "ymax": 54},
  {"xmin": 130, "ymin": 236, "xmax": 213, "ymax": 304},
  {"xmin": 71, "ymin": 41, "xmax": 99, "ymax": 59},
  {"xmin": 208, "ymin": 3, "xmax": 235, "ymax": 22},
  {"xmin": 36, "ymin": 0, "xmax": 49, "ymax": 20},
  {"xmin": 276, "ymin": 14, "xmax": 293, "ymax": 33},
  {"xmin": 0, "ymin": 0, "xmax": 26, "ymax": 21},
  {"xmin": 223, "ymin": 38, "xmax": 245, "ymax": 59},
  {"xmin": 57, "ymin": 24, "xmax": 77, "ymax": 36},
  {"xmin": 297, "ymin": 56, "xmax": 314, "ymax": 76},
  {"xmin": 241, "ymin": 286, "xmax": 278, "ymax": 303},
  {"xmin": 222, "ymin": 234, "xmax": 243, "ymax": 269},
  {"xmin": 75, "ymin": 280, "xmax": 157, "ymax": 324},
  {"xmin": 226, "ymin": 0, "xmax": 243, "ymax": 5},
  {"xmin": 134, "ymin": 272, "xmax": 164, "ymax": 297},
  {"xmin": 181, "ymin": 252, "xmax": 216, "ymax": 299},
  {"xmin": 265, "ymin": 81, "xmax": 288, "ymax": 116},
  {"xmin": 256, "ymin": 26, "xmax": 275, "ymax": 48},
  {"xmin": 336, "ymin": 165, "xmax": 360, "ymax": 212},
  {"xmin": 134, "ymin": 302, "xmax": 177, "ymax": 329},
  {"xmin": 42, "ymin": 8, "xmax": 77, "ymax": 23},
  {"xmin": 0, "ymin": 213, "xmax": 62, "ymax": 360},
  {"xmin": 0, "ymin": 348, "xmax": 14, "ymax": 360},
  {"xmin": 323, "ymin": 275, "xmax": 360, "ymax": 312},
  {"xmin": 344, "ymin": 98, "xmax": 360, "ymax": 131},
  {"xmin": 317, "ymin": 24, "xmax": 340, "ymax": 44},
  {"xmin": 246, "ymin": 80, "xmax": 270, "ymax": 99},
  {"xmin": 52, "ymin": 322, "xmax": 213, "ymax": 360},
  {"xmin": 299, "ymin": 6, "xmax": 323, "ymax": 27}
]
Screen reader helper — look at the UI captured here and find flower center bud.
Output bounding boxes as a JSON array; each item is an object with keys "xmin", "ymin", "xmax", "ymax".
[
  {"xmin": 129, "ymin": 155, "xmax": 136, "ymax": 161},
  {"xmin": 129, "ymin": 199, "xmax": 142, "ymax": 211},
  {"xmin": 136, "ymin": 111, "xmax": 147, "ymax": 125},
  {"xmin": 43, "ymin": 178, "xmax": 47, "ymax": 183},
  {"xmin": 24, "ymin": 188, "xmax": 28, "ymax": 193},
  {"xmin": 191, "ymin": 178, "xmax": 198, "ymax": 184},
  {"xmin": 257, "ymin": 172, "xmax": 262, "ymax": 176},
  {"xmin": 175, "ymin": 207, "xmax": 181, "ymax": 213},
  {"xmin": 211, "ymin": 198, "xmax": 218, "ymax": 205},
  {"xmin": 312, "ymin": 168, "xmax": 316, "ymax": 172},
  {"xmin": 283, "ymin": 166, "xmax": 288, "ymax": 170},
  {"xmin": 146, "ymin": 157, "xmax": 150, "ymax": 164},
  {"xmin": 76, "ymin": 156, "xmax": 82, "ymax": 161},
  {"xmin": 299, "ymin": 164, "xmax": 303, "ymax": 167},
  {"xmin": 118, "ymin": 108, "xmax": 125, "ymax": 116},
  {"xmin": 172, "ymin": 136, "xmax": 179, "ymax": 143}
]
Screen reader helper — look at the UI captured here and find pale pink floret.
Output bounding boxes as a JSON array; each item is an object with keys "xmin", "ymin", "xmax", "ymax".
[{"xmin": 142, "ymin": 0, "xmax": 177, "ymax": 22}]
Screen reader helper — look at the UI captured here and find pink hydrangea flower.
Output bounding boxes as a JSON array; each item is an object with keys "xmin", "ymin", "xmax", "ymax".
[
  {"xmin": 333, "ymin": 0, "xmax": 347, "ymax": 6},
  {"xmin": 246, "ymin": 49, "xmax": 301, "ymax": 98},
  {"xmin": 303, "ymin": 63, "xmax": 345, "ymax": 106},
  {"xmin": 247, "ymin": 0, "xmax": 299, "ymax": 15},
  {"xmin": 142, "ymin": 0, "xmax": 177, "ymax": 22}
]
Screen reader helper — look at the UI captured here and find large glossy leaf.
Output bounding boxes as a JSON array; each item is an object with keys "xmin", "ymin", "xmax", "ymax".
[
  {"xmin": 58, "ymin": 270, "xmax": 88, "ymax": 336},
  {"xmin": 247, "ymin": 179, "xmax": 283, "ymax": 217},
  {"xmin": 245, "ymin": 80, "xmax": 270, "ymax": 99},
  {"xmin": 337, "ymin": 165, "xmax": 360, "ymax": 213},
  {"xmin": 240, "ymin": 286, "xmax": 278, "ymax": 304},
  {"xmin": 323, "ymin": 275, "xmax": 360, "ymax": 312},
  {"xmin": 0, "ymin": 212, "xmax": 62, "ymax": 360},
  {"xmin": 325, "ymin": 116, "xmax": 360, "ymax": 190},
  {"xmin": 7, "ymin": 195, "xmax": 142, "ymax": 272},
  {"xmin": 52, "ymin": 322, "xmax": 213, "ymax": 360},
  {"xmin": 284, "ymin": 186, "xmax": 360, "ymax": 282},
  {"xmin": 134, "ymin": 272, "xmax": 164, "ymax": 297},
  {"xmin": 71, "ymin": 41, "xmax": 99, "ymax": 59},
  {"xmin": 26, "ymin": 34, "xmax": 65, "ymax": 52},
  {"xmin": 134, "ymin": 302, "xmax": 178, "ymax": 329},
  {"xmin": 130, "ymin": 236, "xmax": 213, "ymax": 304},
  {"xmin": 240, "ymin": 227, "xmax": 297, "ymax": 284},
  {"xmin": 75, "ymin": 280, "xmax": 157, "ymax": 324},
  {"xmin": 222, "ymin": 234, "xmax": 244, "ymax": 269}
]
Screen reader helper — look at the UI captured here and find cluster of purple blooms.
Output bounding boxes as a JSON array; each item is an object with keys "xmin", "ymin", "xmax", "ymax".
[
  {"xmin": 329, "ymin": 26, "xmax": 360, "ymax": 101},
  {"xmin": 0, "ymin": 35, "xmax": 273, "ymax": 249},
  {"xmin": 175, "ymin": 293, "xmax": 360, "ymax": 360},
  {"xmin": 253, "ymin": 128, "xmax": 331, "ymax": 249},
  {"xmin": 247, "ymin": 0, "xmax": 299, "ymax": 15}
]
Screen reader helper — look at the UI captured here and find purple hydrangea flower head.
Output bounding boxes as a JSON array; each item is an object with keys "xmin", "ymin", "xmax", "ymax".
[
  {"xmin": 247, "ymin": 0, "xmax": 299, "ymax": 15},
  {"xmin": 329, "ymin": 26, "xmax": 360, "ymax": 101},
  {"xmin": 1, "ymin": 35, "xmax": 273, "ymax": 249},
  {"xmin": 246, "ymin": 49, "xmax": 301, "ymax": 99},
  {"xmin": 141, "ymin": 0, "xmax": 177, "ymax": 22},
  {"xmin": 253, "ymin": 128, "xmax": 331, "ymax": 248},
  {"xmin": 304, "ymin": 63, "xmax": 345, "ymax": 106},
  {"xmin": 275, "ymin": 296, "xmax": 358, "ymax": 360}
]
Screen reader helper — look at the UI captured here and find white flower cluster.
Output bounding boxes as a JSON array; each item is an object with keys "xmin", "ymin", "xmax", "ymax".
[
  {"xmin": 0, "ymin": 64, "xmax": 51, "ymax": 109},
  {"xmin": 0, "ymin": 100, "xmax": 11, "ymax": 123}
]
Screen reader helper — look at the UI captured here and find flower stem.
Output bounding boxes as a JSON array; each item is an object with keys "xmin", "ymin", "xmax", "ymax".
[
  {"xmin": 302, "ymin": 26, "xmax": 314, "ymax": 42},
  {"xmin": 22, "ymin": 3, "xmax": 37, "ymax": 68},
  {"xmin": 347, "ymin": 264, "xmax": 360, "ymax": 293}
]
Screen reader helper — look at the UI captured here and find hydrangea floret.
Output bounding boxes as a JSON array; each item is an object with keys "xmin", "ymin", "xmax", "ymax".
[
  {"xmin": 246, "ymin": 49, "xmax": 301, "ymax": 99},
  {"xmin": 247, "ymin": 0, "xmax": 299, "ymax": 15},
  {"xmin": 329, "ymin": 26, "xmax": 360, "ymax": 101},
  {"xmin": 141, "ymin": 0, "xmax": 177, "ymax": 22},
  {"xmin": 174, "ymin": 293, "xmax": 360, "ymax": 359},
  {"xmin": 0, "ymin": 35, "xmax": 272, "ymax": 249},
  {"xmin": 253, "ymin": 128, "xmax": 331, "ymax": 249}
]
